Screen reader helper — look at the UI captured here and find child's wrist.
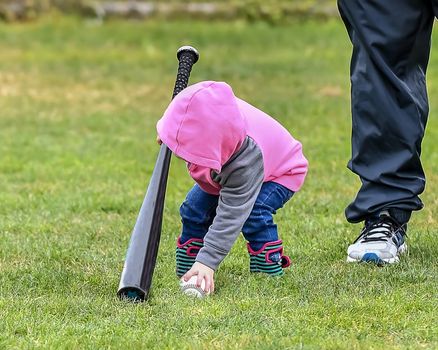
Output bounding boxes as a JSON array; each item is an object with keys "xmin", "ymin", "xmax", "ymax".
[{"xmin": 195, "ymin": 256, "xmax": 217, "ymax": 272}]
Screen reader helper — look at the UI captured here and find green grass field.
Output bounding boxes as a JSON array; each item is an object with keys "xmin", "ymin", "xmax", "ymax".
[{"xmin": 0, "ymin": 16, "xmax": 437, "ymax": 349}]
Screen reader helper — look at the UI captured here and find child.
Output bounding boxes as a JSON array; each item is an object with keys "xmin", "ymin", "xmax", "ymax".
[{"xmin": 156, "ymin": 81, "xmax": 308, "ymax": 294}]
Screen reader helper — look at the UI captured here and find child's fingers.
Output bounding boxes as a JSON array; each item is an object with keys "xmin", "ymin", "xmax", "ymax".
[
  {"xmin": 183, "ymin": 269, "xmax": 196, "ymax": 282},
  {"xmin": 202, "ymin": 273, "xmax": 215, "ymax": 294},
  {"xmin": 196, "ymin": 273, "xmax": 204, "ymax": 288},
  {"xmin": 210, "ymin": 278, "xmax": 215, "ymax": 294},
  {"xmin": 203, "ymin": 275, "xmax": 210, "ymax": 293},
  {"xmin": 204, "ymin": 275, "xmax": 214, "ymax": 294}
]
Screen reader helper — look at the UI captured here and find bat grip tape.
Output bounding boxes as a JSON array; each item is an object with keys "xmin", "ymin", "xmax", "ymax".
[{"xmin": 172, "ymin": 53, "xmax": 197, "ymax": 98}]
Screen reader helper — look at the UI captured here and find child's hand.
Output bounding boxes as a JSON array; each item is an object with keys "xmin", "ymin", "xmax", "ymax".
[
  {"xmin": 183, "ymin": 262, "xmax": 215, "ymax": 294},
  {"xmin": 156, "ymin": 135, "xmax": 162, "ymax": 145}
]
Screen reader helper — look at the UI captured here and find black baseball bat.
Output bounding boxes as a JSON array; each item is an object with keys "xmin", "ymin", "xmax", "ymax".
[{"xmin": 117, "ymin": 46, "xmax": 199, "ymax": 302}]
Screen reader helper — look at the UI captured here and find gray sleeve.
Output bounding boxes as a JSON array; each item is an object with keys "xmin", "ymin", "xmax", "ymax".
[{"xmin": 195, "ymin": 137, "xmax": 264, "ymax": 270}]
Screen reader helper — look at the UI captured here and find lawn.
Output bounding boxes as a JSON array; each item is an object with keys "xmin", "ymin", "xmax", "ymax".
[{"xmin": 0, "ymin": 16, "xmax": 437, "ymax": 349}]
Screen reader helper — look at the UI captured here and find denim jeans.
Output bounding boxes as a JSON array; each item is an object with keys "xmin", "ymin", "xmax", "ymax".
[{"xmin": 180, "ymin": 181, "xmax": 294, "ymax": 250}]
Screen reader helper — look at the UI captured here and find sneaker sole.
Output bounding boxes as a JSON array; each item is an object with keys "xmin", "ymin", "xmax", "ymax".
[{"xmin": 346, "ymin": 243, "xmax": 407, "ymax": 265}]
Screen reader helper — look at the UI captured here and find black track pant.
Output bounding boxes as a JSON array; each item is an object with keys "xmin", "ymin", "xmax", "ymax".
[{"xmin": 338, "ymin": 0, "xmax": 436, "ymax": 223}]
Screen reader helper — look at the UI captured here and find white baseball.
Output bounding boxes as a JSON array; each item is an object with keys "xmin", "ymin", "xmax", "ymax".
[{"xmin": 180, "ymin": 276, "xmax": 210, "ymax": 298}]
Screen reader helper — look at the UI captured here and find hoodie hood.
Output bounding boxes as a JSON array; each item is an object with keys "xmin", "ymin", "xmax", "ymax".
[{"xmin": 157, "ymin": 81, "xmax": 246, "ymax": 172}]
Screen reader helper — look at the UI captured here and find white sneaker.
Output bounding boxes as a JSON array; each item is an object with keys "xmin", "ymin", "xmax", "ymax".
[{"xmin": 347, "ymin": 211, "xmax": 407, "ymax": 265}]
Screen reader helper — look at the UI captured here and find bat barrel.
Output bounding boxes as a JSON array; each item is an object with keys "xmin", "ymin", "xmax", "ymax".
[{"xmin": 117, "ymin": 144, "xmax": 172, "ymax": 302}]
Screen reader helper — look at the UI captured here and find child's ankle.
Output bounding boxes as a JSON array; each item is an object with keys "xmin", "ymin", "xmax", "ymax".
[
  {"xmin": 247, "ymin": 240, "xmax": 291, "ymax": 276},
  {"xmin": 176, "ymin": 236, "xmax": 204, "ymax": 277}
]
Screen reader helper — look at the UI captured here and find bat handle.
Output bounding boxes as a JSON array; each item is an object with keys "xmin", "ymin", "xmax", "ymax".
[{"xmin": 172, "ymin": 46, "xmax": 199, "ymax": 99}]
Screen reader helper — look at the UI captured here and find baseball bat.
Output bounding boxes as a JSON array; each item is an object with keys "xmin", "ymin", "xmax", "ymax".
[{"xmin": 117, "ymin": 46, "xmax": 199, "ymax": 302}]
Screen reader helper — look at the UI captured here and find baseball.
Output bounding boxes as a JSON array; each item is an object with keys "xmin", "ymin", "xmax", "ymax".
[{"xmin": 180, "ymin": 276, "xmax": 210, "ymax": 298}]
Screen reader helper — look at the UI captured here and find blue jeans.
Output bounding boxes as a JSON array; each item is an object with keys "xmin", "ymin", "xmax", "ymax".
[{"xmin": 180, "ymin": 181, "xmax": 294, "ymax": 250}]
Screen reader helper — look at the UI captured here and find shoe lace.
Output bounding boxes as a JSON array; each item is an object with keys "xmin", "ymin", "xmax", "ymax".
[{"xmin": 355, "ymin": 216, "xmax": 406, "ymax": 244}]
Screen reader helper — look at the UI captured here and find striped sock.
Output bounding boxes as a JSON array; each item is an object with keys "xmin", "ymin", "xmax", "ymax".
[
  {"xmin": 176, "ymin": 236, "xmax": 204, "ymax": 277},
  {"xmin": 247, "ymin": 240, "xmax": 291, "ymax": 276}
]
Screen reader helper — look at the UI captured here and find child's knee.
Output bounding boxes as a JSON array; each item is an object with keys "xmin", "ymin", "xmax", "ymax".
[{"xmin": 179, "ymin": 200, "xmax": 194, "ymax": 222}]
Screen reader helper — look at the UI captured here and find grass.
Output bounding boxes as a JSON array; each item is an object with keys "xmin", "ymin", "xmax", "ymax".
[{"xmin": 0, "ymin": 16, "xmax": 437, "ymax": 349}]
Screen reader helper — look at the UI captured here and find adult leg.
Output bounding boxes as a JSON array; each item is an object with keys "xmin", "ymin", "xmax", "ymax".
[
  {"xmin": 338, "ymin": 0, "xmax": 433, "ymax": 224},
  {"xmin": 338, "ymin": 0, "xmax": 434, "ymax": 263}
]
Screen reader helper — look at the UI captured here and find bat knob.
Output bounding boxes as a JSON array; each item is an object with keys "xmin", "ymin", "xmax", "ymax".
[{"xmin": 177, "ymin": 46, "xmax": 199, "ymax": 63}]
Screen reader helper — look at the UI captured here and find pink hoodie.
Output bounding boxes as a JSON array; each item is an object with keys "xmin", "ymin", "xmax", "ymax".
[{"xmin": 157, "ymin": 81, "xmax": 308, "ymax": 194}]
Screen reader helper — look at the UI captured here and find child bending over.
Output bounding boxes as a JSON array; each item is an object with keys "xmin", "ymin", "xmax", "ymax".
[{"xmin": 156, "ymin": 81, "xmax": 308, "ymax": 294}]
